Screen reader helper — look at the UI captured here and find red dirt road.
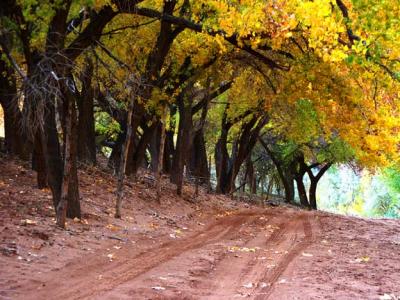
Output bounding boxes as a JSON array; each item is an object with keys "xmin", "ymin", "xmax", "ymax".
[
  {"xmin": 0, "ymin": 160, "xmax": 399, "ymax": 300},
  {"xmin": 8, "ymin": 208, "xmax": 400, "ymax": 300}
]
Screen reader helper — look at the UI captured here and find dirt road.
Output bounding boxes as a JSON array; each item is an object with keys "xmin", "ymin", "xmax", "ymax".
[{"xmin": 11, "ymin": 207, "xmax": 399, "ymax": 300}]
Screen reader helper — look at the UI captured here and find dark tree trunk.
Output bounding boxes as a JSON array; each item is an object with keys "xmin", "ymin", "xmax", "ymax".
[
  {"xmin": 163, "ymin": 128, "xmax": 175, "ymax": 173},
  {"xmin": 246, "ymin": 157, "xmax": 256, "ymax": 194},
  {"xmin": 108, "ymin": 127, "xmax": 125, "ymax": 171},
  {"xmin": 56, "ymin": 88, "xmax": 78, "ymax": 227},
  {"xmin": 258, "ymin": 138, "xmax": 295, "ymax": 203},
  {"xmin": 2, "ymin": 102, "xmax": 29, "ymax": 158},
  {"xmin": 216, "ymin": 112, "xmax": 267, "ymax": 195},
  {"xmin": 150, "ymin": 110, "xmax": 175, "ymax": 174},
  {"xmin": 295, "ymin": 176, "xmax": 309, "ymax": 207},
  {"xmin": 66, "ymin": 94, "xmax": 80, "ymax": 219},
  {"xmin": 251, "ymin": 175, "xmax": 257, "ymax": 195},
  {"xmin": 127, "ymin": 121, "xmax": 158, "ymax": 175},
  {"xmin": 171, "ymin": 95, "xmax": 192, "ymax": 195},
  {"xmin": 0, "ymin": 59, "xmax": 30, "ymax": 159},
  {"xmin": 187, "ymin": 130, "xmax": 209, "ymax": 184},
  {"xmin": 77, "ymin": 59, "xmax": 96, "ymax": 164},
  {"xmin": 309, "ymin": 179, "xmax": 318, "ymax": 210},
  {"xmin": 115, "ymin": 96, "xmax": 134, "ymax": 218},
  {"xmin": 32, "ymin": 133, "xmax": 47, "ymax": 189},
  {"xmin": 307, "ymin": 163, "xmax": 331, "ymax": 210},
  {"xmin": 41, "ymin": 102, "xmax": 63, "ymax": 210},
  {"xmin": 156, "ymin": 107, "xmax": 167, "ymax": 202},
  {"xmin": 215, "ymin": 129, "xmax": 230, "ymax": 194},
  {"xmin": 282, "ymin": 175, "xmax": 295, "ymax": 203},
  {"xmin": 149, "ymin": 122, "xmax": 162, "ymax": 172}
]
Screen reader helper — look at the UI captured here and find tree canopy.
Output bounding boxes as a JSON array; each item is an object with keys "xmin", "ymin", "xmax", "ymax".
[{"xmin": 1, "ymin": 0, "xmax": 400, "ymax": 226}]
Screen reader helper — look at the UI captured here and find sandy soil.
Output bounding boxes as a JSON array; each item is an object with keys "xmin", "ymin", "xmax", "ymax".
[{"xmin": 0, "ymin": 157, "xmax": 399, "ymax": 300}]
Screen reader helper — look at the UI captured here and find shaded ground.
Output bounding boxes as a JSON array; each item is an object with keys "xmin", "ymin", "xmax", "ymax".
[{"xmin": 0, "ymin": 157, "xmax": 399, "ymax": 299}]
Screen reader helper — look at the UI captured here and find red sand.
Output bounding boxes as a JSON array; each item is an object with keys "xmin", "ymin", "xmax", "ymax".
[{"xmin": 0, "ymin": 158, "xmax": 399, "ymax": 299}]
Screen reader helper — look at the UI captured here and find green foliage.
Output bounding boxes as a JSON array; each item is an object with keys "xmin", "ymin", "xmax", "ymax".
[{"xmin": 95, "ymin": 111, "xmax": 120, "ymax": 142}]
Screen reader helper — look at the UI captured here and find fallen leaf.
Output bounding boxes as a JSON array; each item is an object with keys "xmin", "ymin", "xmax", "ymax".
[
  {"xmin": 21, "ymin": 219, "xmax": 37, "ymax": 226},
  {"xmin": 266, "ymin": 264, "xmax": 276, "ymax": 269},
  {"xmin": 355, "ymin": 256, "xmax": 370, "ymax": 263},
  {"xmin": 278, "ymin": 279, "xmax": 287, "ymax": 284},
  {"xmin": 379, "ymin": 294, "xmax": 397, "ymax": 300},
  {"xmin": 106, "ymin": 224, "xmax": 120, "ymax": 231}
]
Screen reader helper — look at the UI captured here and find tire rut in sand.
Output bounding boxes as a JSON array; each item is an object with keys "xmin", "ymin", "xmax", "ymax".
[
  {"xmin": 20, "ymin": 211, "xmax": 261, "ymax": 300},
  {"xmin": 254, "ymin": 214, "xmax": 313, "ymax": 300}
]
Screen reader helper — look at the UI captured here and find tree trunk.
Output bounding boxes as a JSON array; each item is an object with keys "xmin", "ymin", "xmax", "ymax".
[
  {"xmin": 56, "ymin": 91, "xmax": 76, "ymax": 228},
  {"xmin": 187, "ymin": 130, "xmax": 209, "ymax": 184},
  {"xmin": 32, "ymin": 133, "xmax": 47, "ymax": 189},
  {"xmin": 115, "ymin": 97, "xmax": 134, "ymax": 218},
  {"xmin": 149, "ymin": 122, "xmax": 162, "ymax": 172},
  {"xmin": 66, "ymin": 95, "xmax": 80, "ymax": 219},
  {"xmin": 215, "ymin": 111, "xmax": 231, "ymax": 194},
  {"xmin": 163, "ymin": 129, "xmax": 174, "ymax": 173},
  {"xmin": 156, "ymin": 107, "xmax": 167, "ymax": 202},
  {"xmin": 77, "ymin": 60, "xmax": 96, "ymax": 164},
  {"xmin": 309, "ymin": 179, "xmax": 318, "ymax": 210},
  {"xmin": 171, "ymin": 96, "xmax": 192, "ymax": 195},
  {"xmin": 127, "ymin": 122, "xmax": 158, "ymax": 175},
  {"xmin": 0, "ymin": 61, "xmax": 29, "ymax": 159},
  {"xmin": 258, "ymin": 138, "xmax": 294, "ymax": 203},
  {"xmin": 108, "ymin": 127, "xmax": 125, "ymax": 171},
  {"xmin": 307, "ymin": 163, "xmax": 331, "ymax": 210},
  {"xmin": 41, "ymin": 102, "xmax": 63, "ymax": 210},
  {"xmin": 283, "ymin": 176, "xmax": 295, "ymax": 203},
  {"xmin": 295, "ymin": 176, "xmax": 309, "ymax": 207}
]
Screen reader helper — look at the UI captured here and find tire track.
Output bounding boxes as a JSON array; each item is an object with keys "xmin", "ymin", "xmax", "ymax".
[
  {"xmin": 196, "ymin": 210, "xmax": 290, "ymax": 299},
  {"xmin": 18, "ymin": 211, "xmax": 262, "ymax": 300},
  {"xmin": 254, "ymin": 214, "xmax": 313, "ymax": 299}
]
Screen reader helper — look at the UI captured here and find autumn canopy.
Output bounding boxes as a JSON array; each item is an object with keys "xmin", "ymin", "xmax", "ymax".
[{"xmin": 0, "ymin": 0, "xmax": 399, "ymax": 227}]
